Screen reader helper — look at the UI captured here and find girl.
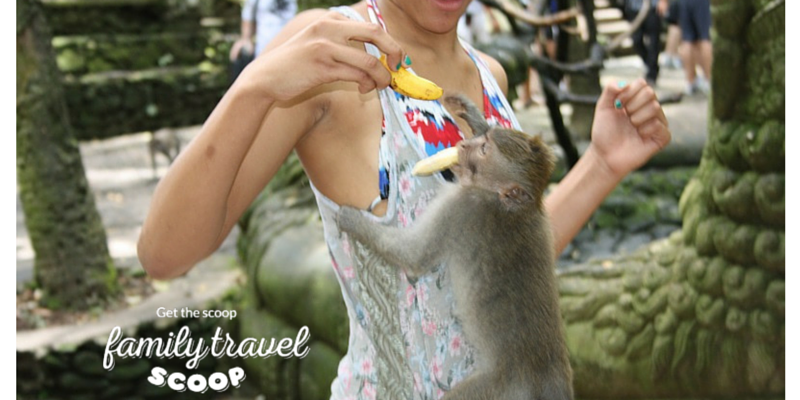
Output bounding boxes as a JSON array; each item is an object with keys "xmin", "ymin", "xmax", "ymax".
[{"xmin": 138, "ymin": 0, "xmax": 670, "ymax": 397}]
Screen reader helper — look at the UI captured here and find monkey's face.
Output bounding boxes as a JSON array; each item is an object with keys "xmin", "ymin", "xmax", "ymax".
[{"xmin": 453, "ymin": 129, "xmax": 554, "ymax": 207}]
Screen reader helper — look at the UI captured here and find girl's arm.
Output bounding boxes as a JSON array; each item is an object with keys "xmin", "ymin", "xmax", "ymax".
[
  {"xmin": 138, "ymin": 10, "xmax": 407, "ymax": 279},
  {"xmin": 546, "ymin": 79, "xmax": 670, "ymax": 255}
]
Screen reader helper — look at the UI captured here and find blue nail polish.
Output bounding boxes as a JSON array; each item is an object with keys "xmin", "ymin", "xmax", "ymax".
[
  {"xmin": 396, "ymin": 61, "xmax": 402, "ymax": 70},
  {"xmin": 618, "ymin": 80, "xmax": 627, "ymax": 88},
  {"xmin": 614, "ymin": 99, "xmax": 622, "ymax": 109},
  {"xmin": 405, "ymin": 55, "xmax": 412, "ymax": 66}
]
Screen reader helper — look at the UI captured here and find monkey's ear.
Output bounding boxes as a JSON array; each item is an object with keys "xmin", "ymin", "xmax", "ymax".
[{"xmin": 499, "ymin": 184, "xmax": 532, "ymax": 209}]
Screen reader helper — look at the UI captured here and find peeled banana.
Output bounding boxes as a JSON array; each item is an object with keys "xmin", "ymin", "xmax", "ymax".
[
  {"xmin": 411, "ymin": 146, "xmax": 460, "ymax": 176},
  {"xmin": 379, "ymin": 55, "xmax": 443, "ymax": 101}
]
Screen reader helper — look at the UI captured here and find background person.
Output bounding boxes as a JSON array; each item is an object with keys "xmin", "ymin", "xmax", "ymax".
[
  {"xmin": 625, "ymin": 0, "xmax": 662, "ymax": 86},
  {"xmin": 229, "ymin": 0, "xmax": 298, "ymax": 61},
  {"xmin": 667, "ymin": 0, "xmax": 712, "ymax": 94}
]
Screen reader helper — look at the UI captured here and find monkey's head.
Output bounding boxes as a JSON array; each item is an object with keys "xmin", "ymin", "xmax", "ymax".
[{"xmin": 452, "ymin": 128, "xmax": 555, "ymax": 209}]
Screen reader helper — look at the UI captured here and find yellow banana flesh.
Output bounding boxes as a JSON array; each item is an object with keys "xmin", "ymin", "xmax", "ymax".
[
  {"xmin": 412, "ymin": 147, "xmax": 460, "ymax": 176},
  {"xmin": 379, "ymin": 55, "xmax": 443, "ymax": 101}
]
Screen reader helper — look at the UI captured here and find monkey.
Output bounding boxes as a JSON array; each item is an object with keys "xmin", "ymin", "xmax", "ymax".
[
  {"xmin": 148, "ymin": 128, "xmax": 181, "ymax": 179},
  {"xmin": 336, "ymin": 94, "xmax": 573, "ymax": 400}
]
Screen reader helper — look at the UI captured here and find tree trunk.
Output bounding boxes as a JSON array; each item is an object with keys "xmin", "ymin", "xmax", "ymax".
[{"xmin": 17, "ymin": 0, "xmax": 117, "ymax": 310}]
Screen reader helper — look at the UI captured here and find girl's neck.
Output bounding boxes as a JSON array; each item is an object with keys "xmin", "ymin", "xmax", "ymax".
[{"xmin": 373, "ymin": 0, "xmax": 463, "ymax": 59}]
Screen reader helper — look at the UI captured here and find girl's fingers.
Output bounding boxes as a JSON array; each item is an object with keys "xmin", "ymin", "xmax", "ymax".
[
  {"xmin": 330, "ymin": 45, "xmax": 392, "ymax": 89},
  {"xmin": 628, "ymin": 100, "xmax": 665, "ymax": 127},
  {"xmin": 615, "ymin": 78, "xmax": 649, "ymax": 108},
  {"xmin": 638, "ymin": 117, "xmax": 665, "ymax": 140},
  {"xmin": 329, "ymin": 60, "xmax": 376, "ymax": 92},
  {"xmin": 315, "ymin": 13, "xmax": 405, "ymax": 71},
  {"xmin": 336, "ymin": 21, "xmax": 405, "ymax": 71}
]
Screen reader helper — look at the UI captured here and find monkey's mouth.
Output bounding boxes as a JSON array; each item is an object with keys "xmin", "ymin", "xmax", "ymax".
[
  {"xmin": 451, "ymin": 145, "xmax": 475, "ymax": 179},
  {"xmin": 411, "ymin": 146, "xmax": 460, "ymax": 176}
]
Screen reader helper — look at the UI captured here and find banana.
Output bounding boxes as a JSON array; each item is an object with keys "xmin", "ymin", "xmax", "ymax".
[
  {"xmin": 379, "ymin": 55, "xmax": 443, "ymax": 101},
  {"xmin": 411, "ymin": 146, "xmax": 460, "ymax": 176}
]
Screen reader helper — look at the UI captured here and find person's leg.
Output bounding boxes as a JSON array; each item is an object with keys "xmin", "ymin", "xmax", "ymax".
[
  {"xmin": 630, "ymin": 20, "xmax": 647, "ymax": 70},
  {"xmin": 678, "ymin": 0, "xmax": 699, "ymax": 92},
  {"xmin": 644, "ymin": 10, "xmax": 661, "ymax": 84},
  {"xmin": 697, "ymin": 40, "xmax": 712, "ymax": 78},
  {"xmin": 693, "ymin": 0, "xmax": 712, "ymax": 79},
  {"xmin": 664, "ymin": 25, "xmax": 681, "ymax": 67}
]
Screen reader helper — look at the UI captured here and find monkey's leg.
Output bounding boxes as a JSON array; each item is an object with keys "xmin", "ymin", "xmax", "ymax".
[
  {"xmin": 337, "ymin": 206, "xmax": 441, "ymax": 277},
  {"xmin": 148, "ymin": 135, "xmax": 158, "ymax": 179},
  {"xmin": 444, "ymin": 94, "xmax": 490, "ymax": 137},
  {"xmin": 440, "ymin": 372, "xmax": 506, "ymax": 400}
]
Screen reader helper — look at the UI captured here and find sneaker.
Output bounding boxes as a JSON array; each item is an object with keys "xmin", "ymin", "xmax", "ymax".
[
  {"xmin": 684, "ymin": 82, "xmax": 697, "ymax": 96},
  {"xmin": 670, "ymin": 57, "xmax": 683, "ymax": 69},
  {"xmin": 695, "ymin": 76, "xmax": 711, "ymax": 94}
]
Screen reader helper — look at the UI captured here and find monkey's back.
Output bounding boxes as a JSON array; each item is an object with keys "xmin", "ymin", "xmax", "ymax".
[{"xmin": 442, "ymin": 186, "xmax": 572, "ymax": 395}]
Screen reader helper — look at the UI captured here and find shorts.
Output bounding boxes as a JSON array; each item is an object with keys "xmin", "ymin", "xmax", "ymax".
[
  {"xmin": 678, "ymin": 0, "xmax": 711, "ymax": 41},
  {"xmin": 665, "ymin": 0, "xmax": 679, "ymax": 25}
]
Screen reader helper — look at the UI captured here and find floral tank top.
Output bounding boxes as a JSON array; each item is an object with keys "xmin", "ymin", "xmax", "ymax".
[{"xmin": 311, "ymin": 5, "xmax": 520, "ymax": 399}]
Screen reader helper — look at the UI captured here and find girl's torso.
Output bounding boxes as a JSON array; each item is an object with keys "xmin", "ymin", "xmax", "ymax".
[
  {"xmin": 295, "ymin": 2, "xmax": 505, "ymax": 217},
  {"xmin": 292, "ymin": 3, "xmax": 520, "ymax": 399}
]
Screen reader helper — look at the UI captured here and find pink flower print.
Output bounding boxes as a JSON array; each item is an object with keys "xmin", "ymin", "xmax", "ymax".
[
  {"xmin": 414, "ymin": 203, "xmax": 427, "ymax": 220},
  {"xmin": 413, "ymin": 372, "xmax": 423, "ymax": 393},
  {"xmin": 422, "ymin": 319, "xmax": 437, "ymax": 336},
  {"xmin": 437, "ymin": 388, "xmax": 445, "ymax": 399},
  {"xmin": 417, "ymin": 282, "xmax": 429, "ymax": 303},
  {"xmin": 449, "ymin": 334, "xmax": 463, "ymax": 356},
  {"xmin": 405, "ymin": 284, "xmax": 416, "ymax": 306},
  {"xmin": 331, "ymin": 259, "xmax": 340, "ymax": 273},
  {"xmin": 399, "ymin": 173, "xmax": 414, "ymax": 198},
  {"xmin": 342, "ymin": 238, "xmax": 352, "ymax": 257},
  {"xmin": 338, "ymin": 358, "xmax": 353, "ymax": 391},
  {"xmin": 431, "ymin": 355, "xmax": 443, "ymax": 380},
  {"xmin": 362, "ymin": 382, "xmax": 376, "ymax": 400},
  {"xmin": 398, "ymin": 210, "xmax": 410, "ymax": 228},
  {"xmin": 360, "ymin": 359, "xmax": 373, "ymax": 375},
  {"xmin": 343, "ymin": 266, "xmax": 355, "ymax": 280}
]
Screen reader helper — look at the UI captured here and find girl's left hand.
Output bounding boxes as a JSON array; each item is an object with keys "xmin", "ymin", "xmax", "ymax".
[{"xmin": 589, "ymin": 78, "xmax": 671, "ymax": 179}]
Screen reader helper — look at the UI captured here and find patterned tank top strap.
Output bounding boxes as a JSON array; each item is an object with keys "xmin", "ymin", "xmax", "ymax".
[{"xmin": 460, "ymin": 39, "xmax": 522, "ymax": 131}]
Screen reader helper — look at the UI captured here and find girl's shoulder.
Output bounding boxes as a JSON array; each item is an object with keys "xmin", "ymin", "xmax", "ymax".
[{"xmin": 474, "ymin": 50, "xmax": 509, "ymax": 97}]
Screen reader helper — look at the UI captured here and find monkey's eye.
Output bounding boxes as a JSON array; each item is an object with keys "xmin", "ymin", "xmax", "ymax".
[{"xmin": 480, "ymin": 142, "xmax": 488, "ymax": 155}]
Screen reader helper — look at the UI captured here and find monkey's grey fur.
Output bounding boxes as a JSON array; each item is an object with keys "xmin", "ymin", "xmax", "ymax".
[
  {"xmin": 336, "ymin": 94, "xmax": 573, "ymax": 400},
  {"xmin": 148, "ymin": 128, "xmax": 181, "ymax": 178}
]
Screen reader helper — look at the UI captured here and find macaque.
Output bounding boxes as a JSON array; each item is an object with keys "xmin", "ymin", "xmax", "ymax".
[
  {"xmin": 336, "ymin": 94, "xmax": 573, "ymax": 400},
  {"xmin": 148, "ymin": 128, "xmax": 181, "ymax": 178}
]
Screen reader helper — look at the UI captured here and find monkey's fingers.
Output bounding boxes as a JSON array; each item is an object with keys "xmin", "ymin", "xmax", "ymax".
[{"xmin": 412, "ymin": 147, "xmax": 460, "ymax": 176}]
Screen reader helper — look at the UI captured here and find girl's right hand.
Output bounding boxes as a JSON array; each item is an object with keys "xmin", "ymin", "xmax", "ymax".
[{"xmin": 236, "ymin": 10, "xmax": 406, "ymax": 101}]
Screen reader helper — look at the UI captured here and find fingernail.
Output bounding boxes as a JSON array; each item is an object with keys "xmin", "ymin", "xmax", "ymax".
[
  {"xmin": 618, "ymin": 80, "xmax": 627, "ymax": 88},
  {"xmin": 404, "ymin": 55, "xmax": 412, "ymax": 66},
  {"xmin": 396, "ymin": 61, "xmax": 402, "ymax": 71},
  {"xmin": 614, "ymin": 99, "xmax": 622, "ymax": 109}
]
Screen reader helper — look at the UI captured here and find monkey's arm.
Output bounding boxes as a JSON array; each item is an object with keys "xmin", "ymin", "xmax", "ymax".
[{"xmin": 337, "ymin": 206, "xmax": 442, "ymax": 277}]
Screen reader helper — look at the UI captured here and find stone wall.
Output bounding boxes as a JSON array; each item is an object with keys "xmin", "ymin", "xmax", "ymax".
[
  {"xmin": 17, "ymin": 315, "xmax": 238, "ymax": 400},
  {"xmin": 43, "ymin": 0, "xmax": 359, "ymax": 141},
  {"xmin": 44, "ymin": 0, "xmax": 239, "ymax": 141},
  {"xmin": 235, "ymin": 154, "xmax": 347, "ymax": 400}
]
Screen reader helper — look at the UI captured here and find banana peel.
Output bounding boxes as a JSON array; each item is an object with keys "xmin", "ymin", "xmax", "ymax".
[
  {"xmin": 379, "ymin": 55, "xmax": 443, "ymax": 101},
  {"xmin": 411, "ymin": 146, "xmax": 460, "ymax": 176}
]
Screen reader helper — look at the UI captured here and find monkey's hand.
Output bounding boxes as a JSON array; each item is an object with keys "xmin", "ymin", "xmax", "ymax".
[{"xmin": 335, "ymin": 206, "xmax": 368, "ymax": 241}]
